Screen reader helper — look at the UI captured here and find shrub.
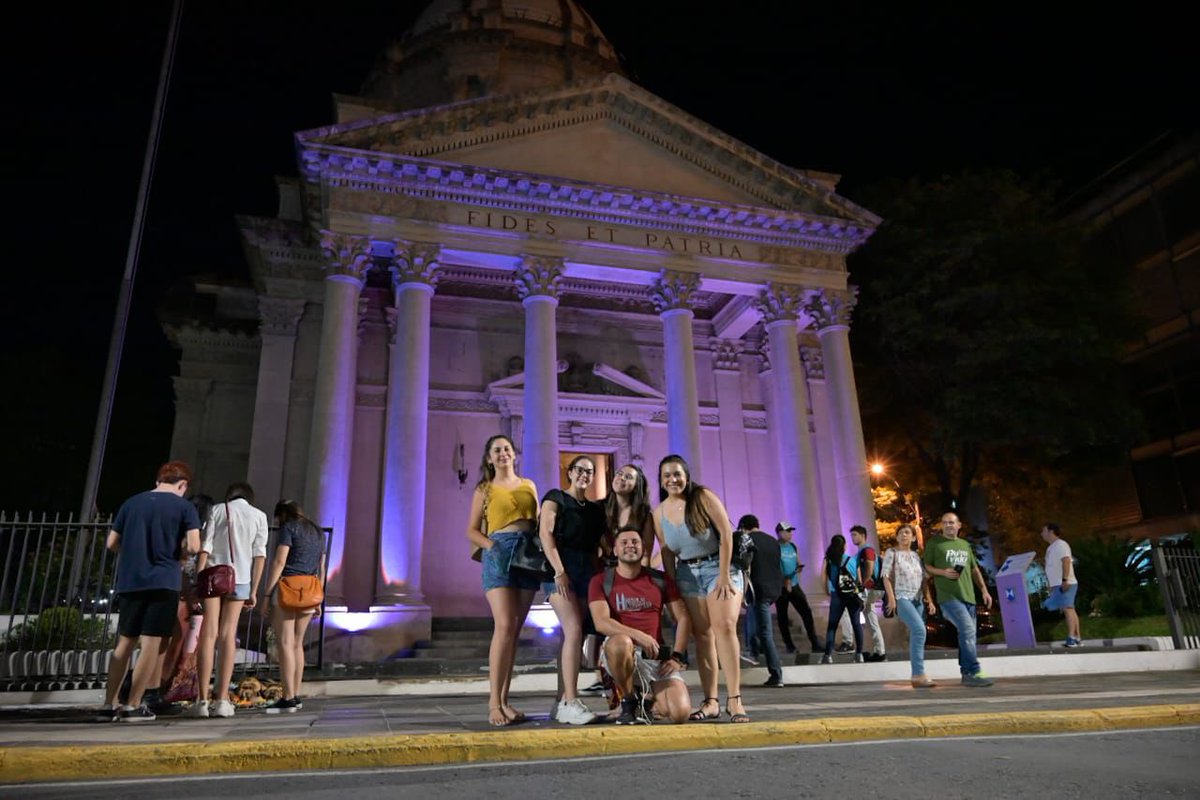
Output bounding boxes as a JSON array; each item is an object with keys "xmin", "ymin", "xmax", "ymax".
[{"xmin": 4, "ymin": 606, "xmax": 115, "ymax": 650}]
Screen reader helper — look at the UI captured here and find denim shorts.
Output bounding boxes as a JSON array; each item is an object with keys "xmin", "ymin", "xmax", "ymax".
[
  {"xmin": 541, "ymin": 547, "xmax": 598, "ymax": 600},
  {"xmin": 1042, "ymin": 583, "xmax": 1078, "ymax": 611},
  {"xmin": 674, "ymin": 554, "xmax": 745, "ymax": 599},
  {"xmin": 481, "ymin": 531, "xmax": 542, "ymax": 592},
  {"xmin": 230, "ymin": 583, "xmax": 251, "ymax": 601}
]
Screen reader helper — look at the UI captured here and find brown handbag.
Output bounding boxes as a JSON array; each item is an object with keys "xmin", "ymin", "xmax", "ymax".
[
  {"xmin": 196, "ymin": 502, "xmax": 237, "ymax": 599},
  {"xmin": 278, "ymin": 574, "xmax": 323, "ymax": 610}
]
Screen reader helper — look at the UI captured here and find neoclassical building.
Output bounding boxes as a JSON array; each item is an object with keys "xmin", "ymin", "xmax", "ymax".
[{"xmin": 165, "ymin": 0, "xmax": 881, "ymax": 658}]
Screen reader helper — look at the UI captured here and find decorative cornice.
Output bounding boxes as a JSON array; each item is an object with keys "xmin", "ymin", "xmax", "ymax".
[
  {"xmin": 806, "ymin": 287, "xmax": 859, "ymax": 331},
  {"xmin": 258, "ymin": 297, "xmax": 306, "ymax": 336},
  {"xmin": 710, "ymin": 338, "xmax": 743, "ymax": 371},
  {"xmin": 298, "ymin": 74, "xmax": 880, "ymax": 230},
  {"xmin": 514, "ymin": 255, "xmax": 564, "ymax": 299},
  {"xmin": 651, "ymin": 269, "xmax": 701, "ymax": 314},
  {"xmin": 800, "ymin": 345, "xmax": 825, "ymax": 380},
  {"xmin": 319, "ymin": 231, "xmax": 372, "ymax": 283},
  {"xmin": 390, "ymin": 240, "xmax": 441, "ymax": 288},
  {"xmin": 755, "ymin": 282, "xmax": 808, "ymax": 325}
]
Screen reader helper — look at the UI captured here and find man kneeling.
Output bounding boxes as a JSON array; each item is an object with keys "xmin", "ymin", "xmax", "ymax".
[{"xmin": 588, "ymin": 527, "xmax": 692, "ymax": 724}]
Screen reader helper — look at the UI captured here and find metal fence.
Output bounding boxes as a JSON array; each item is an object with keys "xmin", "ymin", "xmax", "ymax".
[
  {"xmin": 0, "ymin": 511, "xmax": 329, "ymax": 691},
  {"xmin": 1151, "ymin": 537, "xmax": 1200, "ymax": 650}
]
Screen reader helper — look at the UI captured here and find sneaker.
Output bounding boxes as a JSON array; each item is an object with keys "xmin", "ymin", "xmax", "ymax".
[
  {"xmin": 615, "ymin": 696, "xmax": 649, "ymax": 725},
  {"xmin": 854, "ymin": 653, "xmax": 865, "ymax": 663},
  {"xmin": 762, "ymin": 677, "xmax": 785, "ymax": 688},
  {"xmin": 119, "ymin": 705, "xmax": 156, "ymax": 723},
  {"xmin": 835, "ymin": 643, "xmax": 854, "ymax": 653},
  {"xmin": 820, "ymin": 654, "xmax": 833, "ymax": 664},
  {"xmin": 739, "ymin": 653, "xmax": 759, "ymax": 667},
  {"xmin": 95, "ymin": 704, "xmax": 120, "ymax": 722},
  {"xmin": 785, "ymin": 646, "xmax": 797, "ymax": 655},
  {"xmin": 211, "ymin": 699, "xmax": 236, "ymax": 718},
  {"xmin": 1064, "ymin": 637, "xmax": 1082, "ymax": 648},
  {"xmin": 186, "ymin": 700, "xmax": 209, "ymax": 718},
  {"xmin": 266, "ymin": 697, "xmax": 300, "ymax": 715},
  {"xmin": 865, "ymin": 652, "xmax": 887, "ymax": 663},
  {"xmin": 555, "ymin": 698, "xmax": 596, "ymax": 725},
  {"xmin": 292, "ymin": 696, "xmax": 304, "ymax": 710},
  {"xmin": 581, "ymin": 681, "xmax": 606, "ymax": 695},
  {"xmin": 962, "ymin": 673, "xmax": 994, "ymax": 687}
]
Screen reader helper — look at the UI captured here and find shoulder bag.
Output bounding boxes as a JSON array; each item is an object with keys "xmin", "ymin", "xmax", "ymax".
[
  {"xmin": 509, "ymin": 489, "xmax": 556, "ymax": 580},
  {"xmin": 196, "ymin": 502, "xmax": 237, "ymax": 599}
]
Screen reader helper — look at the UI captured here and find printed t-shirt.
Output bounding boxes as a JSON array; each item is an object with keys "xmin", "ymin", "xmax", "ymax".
[
  {"xmin": 588, "ymin": 569, "xmax": 681, "ymax": 644},
  {"xmin": 923, "ymin": 535, "xmax": 978, "ymax": 604}
]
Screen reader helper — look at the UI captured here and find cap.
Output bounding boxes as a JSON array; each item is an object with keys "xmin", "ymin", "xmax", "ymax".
[{"xmin": 775, "ymin": 521, "xmax": 796, "ymax": 532}]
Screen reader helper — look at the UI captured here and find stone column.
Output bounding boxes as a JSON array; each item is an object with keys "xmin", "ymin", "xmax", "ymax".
[
  {"xmin": 305, "ymin": 232, "xmax": 370, "ymax": 584},
  {"xmin": 515, "ymin": 256, "xmax": 563, "ymax": 500},
  {"xmin": 377, "ymin": 242, "xmax": 439, "ymax": 605},
  {"xmin": 801, "ymin": 344, "xmax": 843, "ymax": 541},
  {"xmin": 710, "ymin": 339, "xmax": 751, "ymax": 509},
  {"xmin": 169, "ymin": 376, "xmax": 212, "ymax": 469},
  {"xmin": 651, "ymin": 270, "xmax": 703, "ymax": 479},
  {"xmin": 756, "ymin": 283, "xmax": 825, "ymax": 591},
  {"xmin": 247, "ymin": 297, "xmax": 306, "ymax": 511},
  {"xmin": 807, "ymin": 288, "xmax": 877, "ymax": 549}
]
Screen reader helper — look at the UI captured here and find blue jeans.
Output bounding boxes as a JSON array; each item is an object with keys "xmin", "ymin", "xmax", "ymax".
[
  {"xmin": 939, "ymin": 598, "xmax": 981, "ymax": 676},
  {"xmin": 750, "ymin": 601, "xmax": 782, "ymax": 680},
  {"xmin": 824, "ymin": 593, "xmax": 863, "ymax": 655},
  {"xmin": 894, "ymin": 596, "xmax": 927, "ymax": 677}
]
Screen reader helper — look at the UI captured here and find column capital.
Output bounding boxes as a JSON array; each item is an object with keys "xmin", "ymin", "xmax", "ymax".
[
  {"xmin": 806, "ymin": 287, "xmax": 859, "ymax": 331},
  {"xmin": 755, "ymin": 281, "xmax": 808, "ymax": 325},
  {"xmin": 515, "ymin": 255, "xmax": 564, "ymax": 299},
  {"xmin": 257, "ymin": 297, "xmax": 306, "ymax": 337},
  {"xmin": 319, "ymin": 231, "xmax": 372, "ymax": 284},
  {"xmin": 800, "ymin": 345, "xmax": 825, "ymax": 380},
  {"xmin": 390, "ymin": 240, "xmax": 441, "ymax": 289},
  {"xmin": 709, "ymin": 338, "xmax": 743, "ymax": 371},
  {"xmin": 651, "ymin": 269, "xmax": 701, "ymax": 314}
]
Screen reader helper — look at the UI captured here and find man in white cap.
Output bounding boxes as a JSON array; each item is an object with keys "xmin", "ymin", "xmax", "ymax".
[{"xmin": 774, "ymin": 522, "xmax": 823, "ymax": 654}]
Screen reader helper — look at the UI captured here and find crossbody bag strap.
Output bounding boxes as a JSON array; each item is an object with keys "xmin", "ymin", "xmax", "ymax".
[{"xmin": 224, "ymin": 501, "xmax": 238, "ymax": 568}]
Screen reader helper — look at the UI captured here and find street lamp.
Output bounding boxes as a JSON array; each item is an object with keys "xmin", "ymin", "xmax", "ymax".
[{"xmin": 869, "ymin": 462, "xmax": 923, "ymax": 548}]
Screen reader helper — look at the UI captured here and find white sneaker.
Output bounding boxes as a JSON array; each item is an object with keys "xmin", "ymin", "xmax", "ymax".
[
  {"xmin": 186, "ymin": 700, "xmax": 209, "ymax": 718},
  {"xmin": 554, "ymin": 698, "xmax": 596, "ymax": 725},
  {"xmin": 211, "ymin": 699, "xmax": 236, "ymax": 718}
]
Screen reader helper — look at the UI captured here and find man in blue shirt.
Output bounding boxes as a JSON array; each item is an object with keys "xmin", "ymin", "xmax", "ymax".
[
  {"xmin": 100, "ymin": 460, "xmax": 202, "ymax": 722},
  {"xmin": 774, "ymin": 522, "xmax": 822, "ymax": 654}
]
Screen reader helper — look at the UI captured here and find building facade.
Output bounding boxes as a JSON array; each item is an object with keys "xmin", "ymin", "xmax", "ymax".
[{"xmin": 164, "ymin": 0, "xmax": 881, "ymax": 658}]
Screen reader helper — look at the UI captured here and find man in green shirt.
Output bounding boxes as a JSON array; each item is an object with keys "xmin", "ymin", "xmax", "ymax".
[{"xmin": 924, "ymin": 512, "xmax": 994, "ymax": 687}]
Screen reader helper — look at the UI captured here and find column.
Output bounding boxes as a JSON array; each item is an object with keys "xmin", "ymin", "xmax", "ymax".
[
  {"xmin": 247, "ymin": 297, "xmax": 306, "ymax": 511},
  {"xmin": 377, "ymin": 242, "xmax": 439, "ymax": 605},
  {"xmin": 305, "ymin": 232, "xmax": 371, "ymax": 594},
  {"xmin": 801, "ymin": 344, "xmax": 844, "ymax": 541},
  {"xmin": 515, "ymin": 256, "xmax": 563, "ymax": 499},
  {"xmin": 651, "ymin": 269, "xmax": 703, "ymax": 479},
  {"xmin": 756, "ymin": 283, "xmax": 825, "ymax": 592},
  {"xmin": 807, "ymin": 288, "xmax": 877, "ymax": 548},
  {"xmin": 710, "ymin": 339, "xmax": 751, "ymax": 510}
]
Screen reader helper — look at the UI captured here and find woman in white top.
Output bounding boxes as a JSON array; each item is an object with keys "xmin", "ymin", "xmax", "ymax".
[
  {"xmin": 882, "ymin": 524, "xmax": 938, "ymax": 688},
  {"xmin": 191, "ymin": 482, "xmax": 268, "ymax": 718}
]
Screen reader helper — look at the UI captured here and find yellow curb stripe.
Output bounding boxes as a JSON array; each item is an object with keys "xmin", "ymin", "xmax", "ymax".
[{"xmin": 2, "ymin": 704, "xmax": 1198, "ymax": 785}]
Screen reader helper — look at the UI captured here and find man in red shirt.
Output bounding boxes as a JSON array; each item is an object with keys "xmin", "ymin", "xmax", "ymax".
[
  {"xmin": 588, "ymin": 527, "xmax": 692, "ymax": 724},
  {"xmin": 851, "ymin": 524, "xmax": 886, "ymax": 661}
]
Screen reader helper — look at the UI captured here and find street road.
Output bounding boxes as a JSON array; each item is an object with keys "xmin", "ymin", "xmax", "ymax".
[{"xmin": 9, "ymin": 726, "xmax": 1198, "ymax": 799}]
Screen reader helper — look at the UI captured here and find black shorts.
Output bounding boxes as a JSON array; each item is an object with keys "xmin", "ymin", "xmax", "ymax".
[{"xmin": 117, "ymin": 589, "xmax": 180, "ymax": 638}]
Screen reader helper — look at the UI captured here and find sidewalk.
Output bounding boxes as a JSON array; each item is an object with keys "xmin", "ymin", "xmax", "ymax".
[{"xmin": 2, "ymin": 653, "xmax": 1199, "ymax": 784}]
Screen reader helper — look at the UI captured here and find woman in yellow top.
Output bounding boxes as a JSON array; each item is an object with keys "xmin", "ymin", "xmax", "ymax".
[{"xmin": 466, "ymin": 434, "xmax": 540, "ymax": 726}]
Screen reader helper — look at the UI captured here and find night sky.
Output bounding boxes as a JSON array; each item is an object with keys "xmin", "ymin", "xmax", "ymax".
[{"xmin": 4, "ymin": 0, "xmax": 1194, "ymax": 513}]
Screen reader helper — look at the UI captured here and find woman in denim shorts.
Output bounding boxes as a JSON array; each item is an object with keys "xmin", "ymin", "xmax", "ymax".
[
  {"xmin": 652, "ymin": 455, "xmax": 749, "ymax": 723},
  {"xmin": 539, "ymin": 455, "xmax": 606, "ymax": 725},
  {"xmin": 466, "ymin": 434, "xmax": 540, "ymax": 727}
]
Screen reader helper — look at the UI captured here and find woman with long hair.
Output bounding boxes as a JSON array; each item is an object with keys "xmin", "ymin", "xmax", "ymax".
[
  {"xmin": 882, "ymin": 524, "xmax": 938, "ymax": 687},
  {"xmin": 539, "ymin": 455, "xmax": 605, "ymax": 725},
  {"xmin": 651, "ymin": 454, "xmax": 748, "ymax": 723},
  {"xmin": 604, "ymin": 464, "xmax": 654, "ymax": 565},
  {"xmin": 821, "ymin": 533, "xmax": 864, "ymax": 663},
  {"xmin": 263, "ymin": 500, "xmax": 326, "ymax": 712},
  {"xmin": 466, "ymin": 434, "xmax": 540, "ymax": 727},
  {"xmin": 189, "ymin": 483, "xmax": 268, "ymax": 718}
]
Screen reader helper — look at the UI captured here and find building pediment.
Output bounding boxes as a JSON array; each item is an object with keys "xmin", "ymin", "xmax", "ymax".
[
  {"xmin": 488, "ymin": 361, "xmax": 665, "ymax": 401},
  {"xmin": 298, "ymin": 74, "xmax": 877, "ymax": 227}
]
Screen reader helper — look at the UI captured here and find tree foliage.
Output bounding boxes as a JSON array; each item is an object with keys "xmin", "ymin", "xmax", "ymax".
[{"xmin": 851, "ymin": 170, "xmax": 1142, "ymax": 513}]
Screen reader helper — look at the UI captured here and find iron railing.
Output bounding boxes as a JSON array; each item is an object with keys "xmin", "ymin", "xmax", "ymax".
[
  {"xmin": 0, "ymin": 511, "xmax": 329, "ymax": 691},
  {"xmin": 1151, "ymin": 537, "xmax": 1200, "ymax": 650}
]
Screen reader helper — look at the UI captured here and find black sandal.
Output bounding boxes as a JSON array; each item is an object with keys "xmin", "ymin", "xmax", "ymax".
[
  {"xmin": 688, "ymin": 697, "xmax": 720, "ymax": 721},
  {"xmin": 726, "ymin": 695, "xmax": 750, "ymax": 723}
]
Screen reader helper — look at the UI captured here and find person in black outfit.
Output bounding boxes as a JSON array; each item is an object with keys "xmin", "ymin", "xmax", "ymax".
[
  {"xmin": 739, "ymin": 514, "xmax": 786, "ymax": 687},
  {"xmin": 774, "ymin": 522, "xmax": 823, "ymax": 654}
]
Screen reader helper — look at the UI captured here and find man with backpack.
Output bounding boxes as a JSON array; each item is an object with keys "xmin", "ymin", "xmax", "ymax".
[
  {"xmin": 850, "ymin": 525, "xmax": 887, "ymax": 662},
  {"xmin": 588, "ymin": 527, "xmax": 692, "ymax": 724}
]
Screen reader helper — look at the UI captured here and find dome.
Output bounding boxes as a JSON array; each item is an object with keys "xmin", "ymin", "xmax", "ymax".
[{"xmin": 360, "ymin": 0, "xmax": 624, "ymax": 111}]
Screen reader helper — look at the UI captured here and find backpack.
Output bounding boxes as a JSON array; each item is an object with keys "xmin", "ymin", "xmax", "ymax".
[
  {"xmin": 834, "ymin": 556, "xmax": 861, "ymax": 600},
  {"xmin": 601, "ymin": 566, "xmax": 668, "ymax": 601}
]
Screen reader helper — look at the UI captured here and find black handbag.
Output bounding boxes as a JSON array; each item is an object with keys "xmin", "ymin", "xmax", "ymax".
[{"xmin": 509, "ymin": 530, "xmax": 552, "ymax": 579}]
